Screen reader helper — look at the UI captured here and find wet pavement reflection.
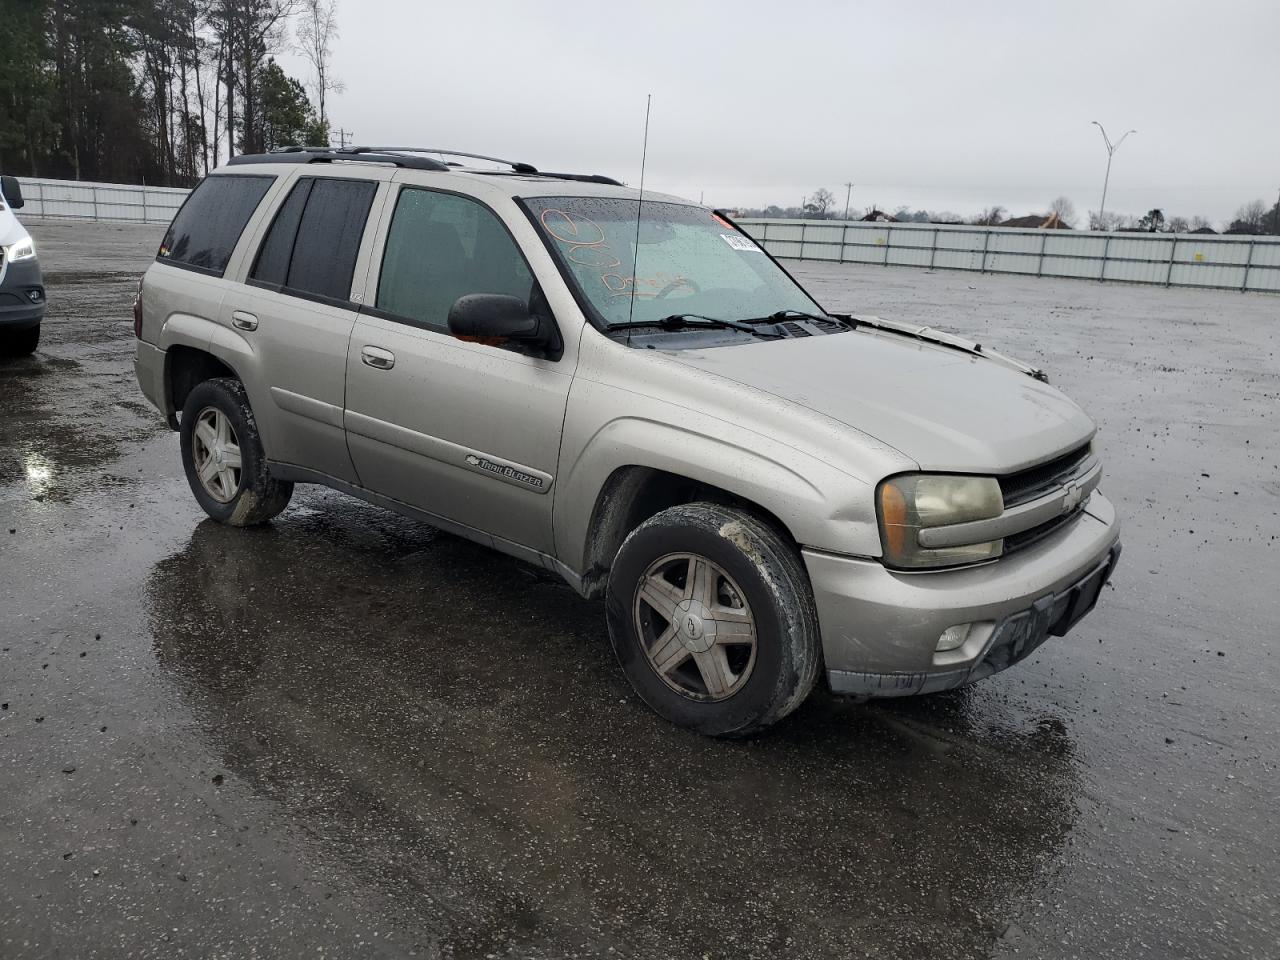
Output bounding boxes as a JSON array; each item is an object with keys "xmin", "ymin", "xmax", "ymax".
[{"xmin": 141, "ymin": 512, "xmax": 1081, "ymax": 957}]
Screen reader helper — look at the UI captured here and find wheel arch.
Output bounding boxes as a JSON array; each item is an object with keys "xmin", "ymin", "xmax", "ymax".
[
  {"xmin": 164, "ymin": 346, "xmax": 242, "ymax": 429},
  {"xmin": 576, "ymin": 464, "xmax": 806, "ymax": 600},
  {"xmin": 160, "ymin": 315, "xmax": 255, "ymax": 429}
]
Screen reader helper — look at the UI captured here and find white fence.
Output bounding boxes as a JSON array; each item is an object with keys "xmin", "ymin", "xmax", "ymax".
[
  {"xmin": 737, "ymin": 218, "xmax": 1280, "ymax": 294},
  {"xmin": 14, "ymin": 177, "xmax": 188, "ymax": 224},
  {"xmin": 9, "ymin": 177, "xmax": 1278, "ymax": 293}
]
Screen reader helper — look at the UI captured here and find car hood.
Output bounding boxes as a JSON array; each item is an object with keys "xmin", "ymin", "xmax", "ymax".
[{"xmin": 667, "ymin": 329, "xmax": 1096, "ymax": 473}]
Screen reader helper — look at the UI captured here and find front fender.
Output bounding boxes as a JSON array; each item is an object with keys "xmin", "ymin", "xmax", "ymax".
[{"xmin": 554, "ymin": 377, "xmax": 884, "ymax": 576}]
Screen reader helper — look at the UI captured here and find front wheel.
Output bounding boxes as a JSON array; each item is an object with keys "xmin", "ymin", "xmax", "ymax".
[
  {"xmin": 1, "ymin": 323, "xmax": 40, "ymax": 357},
  {"xmin": 606, "ymin": 502, "xmax": 821, "ymax": 736},
  {"xmin": 179, "ymin": 377, "xmax": 293, "ymax": 526}
]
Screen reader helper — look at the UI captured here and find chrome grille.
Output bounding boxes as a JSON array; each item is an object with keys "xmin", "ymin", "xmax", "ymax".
[
  {"xmin": 997, "ymin": 443, "xmax": 1095, "ymax": 556},
  {"xmin": 999, "ymin": 443, "xmax": 1092, "ymax": 508},
  {"xmin": 1003, "ymin": 509, "xmax": 1083, "ymax": 554}
]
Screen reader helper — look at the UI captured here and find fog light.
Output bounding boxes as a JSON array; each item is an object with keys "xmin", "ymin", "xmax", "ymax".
[
  {"xmin": 936, "ymin": 623, "xmax": 972, "ymax": 652},
  {"xmin": 26, "ymin": 289, "xmax": 43, "ymax": 303}
]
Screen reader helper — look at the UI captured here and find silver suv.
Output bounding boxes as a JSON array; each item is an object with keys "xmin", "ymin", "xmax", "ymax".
[{"xmin": 133, "ymin": 147, "xmax": 1121, "ymax": 736}]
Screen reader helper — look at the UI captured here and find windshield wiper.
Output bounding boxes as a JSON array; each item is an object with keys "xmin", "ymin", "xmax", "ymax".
[
  {"xmin": 607, "ymin": 314, "xmax": 784, "ymax": 339},
  {"xmin": 752, "ymin": 309, "xmax": 850, "ymax": 327}
]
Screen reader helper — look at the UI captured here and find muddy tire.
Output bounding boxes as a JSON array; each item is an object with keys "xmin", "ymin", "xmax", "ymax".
[
  {"xmin": 1, "ymin": 324, "xmax": 40, "ymax": 357},
  {"xmin": 179, "ymin": 377, "xmax": 293, "ymax": 526},
  {"xmin": 606, "ymin": 502, "xmax": 821, "ymax": 737}
]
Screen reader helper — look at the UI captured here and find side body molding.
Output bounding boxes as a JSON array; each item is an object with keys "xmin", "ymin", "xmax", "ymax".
[
  {"xmin": 344, "ymin": 410, "xmax": 554, "ymax": 494},
  {"xmin": 270, "ymin": 386, "xmax": 344, "ymax": 429}
]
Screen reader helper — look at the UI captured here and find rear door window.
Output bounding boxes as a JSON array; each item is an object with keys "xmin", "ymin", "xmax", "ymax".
[
  {"xmin": 158, "ymin": 174, "xmax": 274, "ymax": 276},
  {"xmin": 251, "ymin": 177, "xmax": 378, "ymax": 303}
]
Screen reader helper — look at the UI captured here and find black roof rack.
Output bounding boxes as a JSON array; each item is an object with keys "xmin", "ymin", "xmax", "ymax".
[
  {"xmin": 543, "ymin": 172, "xmax": 625, "ymax": 186},
  {"xmin": 472, "ymin": 170, "xmax": 626, "ymax": 187},
  {"xmin": 350, "ymin": 147, "xmax": 539, "ymax": 174},
  {"xmin": 226, "ymin": 145, "xmax": 624, "ymax": 186},
  {"xmin": 227, "ymin": 146, "xmax": 449, "ymax": 171}
]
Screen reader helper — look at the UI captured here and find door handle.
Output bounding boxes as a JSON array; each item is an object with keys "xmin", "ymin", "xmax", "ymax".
[
  {"xmin": 231, "ymin": 310, "xmax": 258, "ymax": 331},
  {"xmin": 361, "ymin": 345, "xmax": 395, "ymax": 370}
]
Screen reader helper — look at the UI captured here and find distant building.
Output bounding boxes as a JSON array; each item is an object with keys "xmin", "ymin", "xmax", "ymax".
[{"xmin": 998, "ymin": 212, "xmax": 1072, "ymax": 229}]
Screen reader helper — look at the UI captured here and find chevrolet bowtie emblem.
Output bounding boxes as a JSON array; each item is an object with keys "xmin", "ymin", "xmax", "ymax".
[{"xmin": 1062, "ymin": 481, "xmax": 1084, "ymax": 513}]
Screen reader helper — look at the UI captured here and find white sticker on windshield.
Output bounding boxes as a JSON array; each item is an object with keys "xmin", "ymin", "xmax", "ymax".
[{"xmin": 721, "ymin": 233, "xmax": 760, "ymax": 252}]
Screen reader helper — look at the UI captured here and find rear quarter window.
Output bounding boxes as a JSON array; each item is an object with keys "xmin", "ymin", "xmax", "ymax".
[{"xmin": 158, "ymin": 174, "xmax": 274, "ymax": 276}]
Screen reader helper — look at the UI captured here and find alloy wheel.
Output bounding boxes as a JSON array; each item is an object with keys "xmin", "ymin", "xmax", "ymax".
[
  {"xmin": 191, "ymin": 406, "xmax": 242, "ymax": 504},
  {"xmin": 633, "ymin": 552, "xmax": 758, "ymax": 701}
]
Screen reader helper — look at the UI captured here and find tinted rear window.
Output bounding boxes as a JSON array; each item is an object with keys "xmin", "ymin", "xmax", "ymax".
[
  {"xmin": 158, "ymin": 175, "xmax": 274, "ymax": 276},
  {"xmin": 250, "ymin": 179, "xmax": 313, "ymax": 287},
  {"xmin": 275, "ymin": 178, "xmax": 377, "ymax": 302}
]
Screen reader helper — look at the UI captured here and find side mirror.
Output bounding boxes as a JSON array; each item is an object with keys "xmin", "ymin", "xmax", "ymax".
[
  {"xmin": 1, "ymin": 175, "xmax": 24, "ymax": 209},
  {"xmin": 448, "ymin": 293, "xmax": 542, "ymax": 342}
]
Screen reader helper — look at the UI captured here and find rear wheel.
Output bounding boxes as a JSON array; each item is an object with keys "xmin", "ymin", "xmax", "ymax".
[
  {"xmin": 179, "ymin": 377, "xmax": 293, "ymax": 526},
  {"xmin": 1, "ymin": 324, "xmax": 39, "ymax": 357},
  {"xmin": 606, "ymin": 502, "xmax": 821, "ymax": 736}
]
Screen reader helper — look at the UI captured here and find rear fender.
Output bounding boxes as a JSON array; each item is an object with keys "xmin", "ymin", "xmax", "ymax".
[{"xmin": 158, "ymin": 312, "xmax": 257, "ymax": 417}]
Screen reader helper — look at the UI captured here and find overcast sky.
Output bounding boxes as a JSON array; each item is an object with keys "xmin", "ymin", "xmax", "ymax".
[{"xmin": 280, "ymin": 0, "xmax": 1280, "ymax": 225}]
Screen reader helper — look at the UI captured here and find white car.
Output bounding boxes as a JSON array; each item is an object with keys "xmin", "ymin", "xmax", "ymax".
[{"xmin": 0, "ymin": 176, "xmax": 45, "ymax": 356}]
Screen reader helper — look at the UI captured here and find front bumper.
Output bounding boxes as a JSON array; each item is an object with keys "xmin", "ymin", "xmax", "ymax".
[
  {"xmin": 803, "ymin": 493, "xmax": 1121, "ymax": 698},
  {"xmin": 0, "ymin": 256, "xmax": 45, "ymax": 328}
]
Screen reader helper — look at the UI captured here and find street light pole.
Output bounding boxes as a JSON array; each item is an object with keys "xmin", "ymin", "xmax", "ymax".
[
  {"xmin": 843, "ymin": 181, "xmax": 854, "ymax": 220},
  {"xmin": 1091, "ymin": 121, "xmax": 1136, "ymax": 228}
]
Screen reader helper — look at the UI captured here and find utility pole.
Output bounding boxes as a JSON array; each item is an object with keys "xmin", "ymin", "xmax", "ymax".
[
  {"xmin": 1091, "ymin": 121, "xmax": 1136, "ymax": 228},
  {"xmin": 1274, "ymin": 186, "xmax": 1280, "ymax": 235},
  {"xmin": 843, "ymin": 181, "xmax": 855, "ymax": 220}
]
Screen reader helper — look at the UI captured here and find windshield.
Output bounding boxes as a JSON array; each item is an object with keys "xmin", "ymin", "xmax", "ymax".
[{"xmin": 525, "ymin": 197, "xmax": 822, "ymax": 328}]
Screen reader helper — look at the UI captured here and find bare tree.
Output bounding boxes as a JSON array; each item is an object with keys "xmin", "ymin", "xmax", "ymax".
[
  {"xmin": 1088, "ymin": 210, "xmax": 1118, "ymax": 231},
  {"xmin": 181, "ymin": 0, "xmax": 215, "ymax": 176},
  {"xmin": 1048, "ymin": 196, "xmax": 1077, "ymax": 227},
  {"xmin": 209, "ymin": 0, "xmax": 299, "ymax": 160},
  {"xmin": 804, "ymin": 187, "xmax": 836, "ymax": 219},
  {"xmin": 970, "ymin": 205, "xmax": 1005, "ymax": 226},
  {"xmin": 1228, "ymin": 199, "xmax": 1268, "ymax": 234},
  {"xmin": 1167, "ymin": 216, "xmax": 1189, "ymax": 234},
  {"xmin": 296, "ymin": 0, "xmax": 342, "ymax": 131},
  {"xmin": 1189, "ymin": 215, "xmax": 1212, "ymax": 232}
]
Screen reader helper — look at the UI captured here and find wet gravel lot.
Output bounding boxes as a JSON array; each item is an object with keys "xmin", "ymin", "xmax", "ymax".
[{"xmin": 2, "ymin": 220, "xmax": 1278, "ymax": 959}]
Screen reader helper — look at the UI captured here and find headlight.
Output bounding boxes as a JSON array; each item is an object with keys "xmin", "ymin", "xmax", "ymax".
[
  {"xmin": 877, "ymin": 474, "xmax": 1004, "ymax": 569},
  {"xmin": 5, "ymin": 237, "xmax": 35, "ymax": 262}
]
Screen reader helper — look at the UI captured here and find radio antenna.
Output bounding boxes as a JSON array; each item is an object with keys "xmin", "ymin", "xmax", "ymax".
[{"xmin": 626, "ymin": 94, "xmax": 652, "ymax": 336}]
